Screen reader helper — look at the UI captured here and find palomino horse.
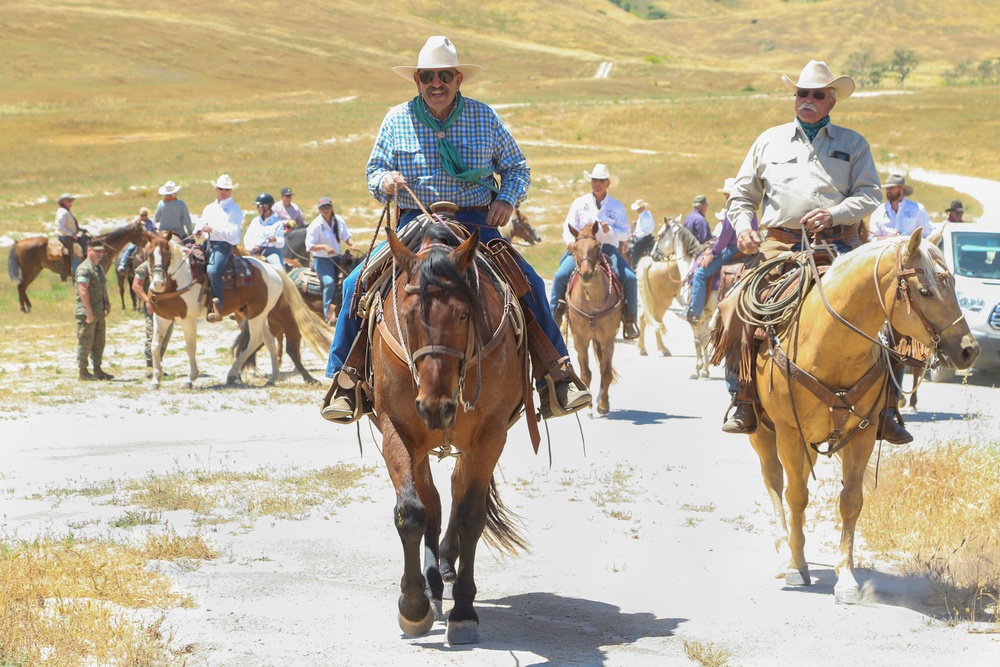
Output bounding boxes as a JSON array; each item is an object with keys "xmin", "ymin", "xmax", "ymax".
[
  {"xmin": 636, "ymin": 218, "xmax": 715, "ymax": 378},
  {"xmin": 7, "ymin": 220, "xmax": 149, "ymax": 313},
  {"xmin": 498, "ymin": 207, "xmax": 541, "ymax": 246},
  {"xmin": 737, "ymin": 231, "xmax": 978, "ymax": 604},
  {"xmin": 145, "ymin": 234, "xmax": 326, "ymax": 388},
  {"xmin": 371, "ymin": 223, "xmax": 527, "ymax": 644},
  {"xmin": 566, "ymin": 221, "xmax": 620, "ymax": 414}
]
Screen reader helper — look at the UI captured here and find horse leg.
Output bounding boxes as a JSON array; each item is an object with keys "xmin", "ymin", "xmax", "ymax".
[
  {"xmin": 594, "ymin": 339, "xmax": 612, "ymax": 415},
  {"xmin": 412, "ymin": 458, "xmax": 444, "ymax": 619},
  {"xmin": 228, "ymin": 315, "xmax": 267, "ymax": 384},
  {"xmin": 749, "ymin": 426, "xmax": 791, "ymax": 579},
  {"xmin": 834, "ymin": 434, "xmax": 877, "ymax": 604},
  {"xmin": 117, "ymin": 269, "xmax": 127, "ymax": 310},
  {"xmin": 149, "ymin": 315, "xmax": 169, "ymax": 389},
  {"xmin": 637, "ymin": 313, "xmax": 648, "ymax": 356},
  {"xmin": 19, "ymin": 265, "xmax": 42, "ymax": 314},
  {"xmin": 774, "ymin": 424, "xmax": 814, "ymax": 586},
  {"xmin": 384, "ymin": 434, "xmax": 436, "ymax": 638},
  {"xmin": 262, "ymin": 324, "xmax": 280, "ymax": 386},
  {"xmin": 575, "ymin": 333, "xmax": 593, "ymax": 390},
  {"xmin": 181, "ymin": 319, "xmax": 199, "ymax": 388}
]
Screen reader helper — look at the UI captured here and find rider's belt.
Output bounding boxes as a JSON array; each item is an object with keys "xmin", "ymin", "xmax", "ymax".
[
  {"xmin": 766, "ymin": 223, "xmax": 859, "ymax": 245},
  {"xmin": 401, "ymin": 206, "xmax": 490, "ymax": 214}
]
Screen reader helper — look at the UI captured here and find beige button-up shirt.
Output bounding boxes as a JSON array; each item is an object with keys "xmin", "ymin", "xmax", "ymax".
[{"xmin": 728, "ymin": 120, "xmax": 882, "ymax": 236}]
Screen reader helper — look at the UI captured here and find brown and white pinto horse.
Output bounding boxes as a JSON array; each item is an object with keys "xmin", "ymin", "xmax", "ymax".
[
  {"xmin": 371, "ymin": 223, "xmax": 527, "ymax": 644},
  {"xmin": 498, "ymin": 207, "xmax": 541, "ymax": 246},
  {"xmin": 737, "ymin": 231, "xmax": 978, "ymax": 604},
  {"xmin": 7, "ymin": 220, "xmax": 149, "ymax": 313},
  {"xmin": 145, "ymin": 234, "xmax": 323, "ymax": 388},
  {"xmin": 565, "ymin": 221, "xmax": 620, "ymax": 414}
]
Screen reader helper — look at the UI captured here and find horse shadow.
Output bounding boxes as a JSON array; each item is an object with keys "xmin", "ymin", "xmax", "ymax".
[
  {"xmin": 782, "ymin": 562, "xmax": 946, "ymax": 618},
  {"xmin": 413, "ymin": 591, "xmax": 684, "ymax": 663},
  {"xmin": 603, "ymin": 409, "xmax": 695, "ymax": 425}
]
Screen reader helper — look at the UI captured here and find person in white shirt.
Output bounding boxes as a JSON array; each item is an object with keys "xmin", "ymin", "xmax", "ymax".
[
  {"xmin": 194, "ymin": 173, "xmax": 244, "ymax": 321},
  {"xmin": 550, "ymin": 163, "xmax": 638, "ymax": 339},
  {"xmin": 629, "ymin": 198, "xmax": 655, "ymax": 265},
  {"xmin": 55, "ymin": 193, "xmax": 83, "ymax": 280},
  {"xmin": 244, "ymin": 192, "xmax": 286, "ymax": 268},
  {"xmin": 868, "ymin": 173, "xmax": 933, "ymax": 240},
  {"xmin": 305, "ymin": 197, "xmax": 356, "ymax": 323},
  {"xmin": 273, "ymin": 186, "xmax": 306, "ymax": 230}
]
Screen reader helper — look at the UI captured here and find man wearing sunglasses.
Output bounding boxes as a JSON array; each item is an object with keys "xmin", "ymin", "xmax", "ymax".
[
  {"xmin": 718, "ymin": 60, "xmax": 911, "ymax": 444},
  {"xmin": 321, "ymin": 35, "xmax": 590, "ymax": 424}
]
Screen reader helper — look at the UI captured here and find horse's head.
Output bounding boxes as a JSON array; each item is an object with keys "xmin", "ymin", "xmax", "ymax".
[
  {"xmin": 129, "ymin": 219, "xmax": 152, "ymax": 246},
  {"xmin": 889, "ymin": 230, "xmax": 979, "ymax": 371},
  {"xmin": 512, "ymin": 209, "xmax": 541, "ymax": 245},
  {"xmin": 652, "ymin": 216, "xmax": 680, "ymax": 261},
  {"xmin": 569, "ymin": 221, "xmax": 602, "ymax": 280},
  {"xmin": 148, "ymin": 234, "xmax": 178, "ymax": 293},
  {"xmin": 388, "ymin": 224, "xmax": 482, "ymax": 431}
]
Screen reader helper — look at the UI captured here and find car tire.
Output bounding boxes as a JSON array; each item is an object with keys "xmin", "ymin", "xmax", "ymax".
[{"xmin": 927, "ymin": 366, "xmax": 957, "ymax": 383}]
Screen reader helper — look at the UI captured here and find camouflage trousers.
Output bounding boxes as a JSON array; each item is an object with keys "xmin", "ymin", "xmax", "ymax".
[
  {"xmin": 145, "ymin": 311, "xmax": 174, "ymax": 364},
  {"xmin": 76, "ymin": 315, "xmax": 106, "ymax": 369}
]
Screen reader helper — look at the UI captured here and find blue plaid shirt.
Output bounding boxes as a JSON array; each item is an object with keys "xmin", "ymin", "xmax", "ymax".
[{"xmin": 366, "ymin": 94, "xmax": 530, "ymax": 210}]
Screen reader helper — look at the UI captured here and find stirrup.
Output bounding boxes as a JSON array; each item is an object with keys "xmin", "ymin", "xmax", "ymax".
[
  {"xmin": 320, "ymin": 369, "xmax": 371, "ymax": 424},
  {"xmin": 538, "ymin": 365, "xmax": 591, "ymax": 419}
]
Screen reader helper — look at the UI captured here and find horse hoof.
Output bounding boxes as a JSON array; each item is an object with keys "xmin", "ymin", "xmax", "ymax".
[
  {"xmin": 689, "ymin": 373, "xmax": 699, "ymax": 380},
  {"xmin": 226, "ymin": 376, "xmax": 239, "ymax": 385},
  {"xmin": 785, "ymin": 568, "xmax": 811, "ymax": 586},
  {"xmin": 398, "ymin": 606, "xmax": 435, "ymax": 638},
  {"xmin": 835, "ymin": 583, "xmax": 862, "ymax": 605},
  {"xmin": 661, "ymin": 350, "xmax": 672, "ymax": 358},
  {"xmin": 639, "ymin": 349, "xmax": 648, "ymax": 356},
  {"xmin": 597, "ymin": 403, "xmax": 610, "ymax": 415},
  {"xmin": 183, "ymin": 382, "xmax": 193, "ymax": 390},
  {"xmin": 446, "ymin": 619, "xmax": 480, "ymax": 645},
  {"xmin": 700, "ymin": 370, "xmax": 710, "ymax": 379}
]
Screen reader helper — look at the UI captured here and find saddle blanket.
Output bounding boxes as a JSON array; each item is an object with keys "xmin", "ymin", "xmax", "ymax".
[{"xmin": 289, "ymin": 266, "xmax": 323, "ymax": 296}]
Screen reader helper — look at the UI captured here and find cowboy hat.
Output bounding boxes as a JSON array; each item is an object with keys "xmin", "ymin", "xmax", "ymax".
[
  {"xmin": 158, "ymin": 180, "xmax": 181, "ymax": 196},
  {"xmin": 630, "ymin": 198, "xmax": 649, "ymax": 211},
  {"xmin": 58, "ymin": 192, "xmax": 76, "ymax": 203},
  {"xmin": 392, "ymin": 36, "xmax": 483, "ymax": 84},
  {"xmin": 714, "ymin": 209, "xmax": 728, "ymax": 222},
  {"xmin": 583, "ymin": 163, "xmax": 619, "ymax": 187},
  {"xmin": 718, "ymin": 178, "xmax": 736, "ymax": 195},
  {"xmin": 884, "ymin": 172, "xmax": 913, "ymax": 197},
  {"xmin": 210, "ymin": 173, "xmax": 239, "ymax": 190},
  {"xmin": 781, "ymin": 60, "xmax": 855, "ymax": 100},
  {"xmin": 945, "ymin": 200, "xmax": 964, "ymax": 213}
]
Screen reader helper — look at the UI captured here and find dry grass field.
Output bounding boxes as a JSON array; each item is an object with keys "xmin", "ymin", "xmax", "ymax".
[{"xmin": 2, "ymin": 1, "xmax": 1000, "ymax": 664}]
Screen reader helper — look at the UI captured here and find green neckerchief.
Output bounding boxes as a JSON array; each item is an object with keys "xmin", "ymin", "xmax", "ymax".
[
  {"xmin": 412, "ymin": 93, "xmax": 500, "ymax": 194},
  {"xmin": 796, "ymin": 115, "xmax": 831, "ymax": 143}
]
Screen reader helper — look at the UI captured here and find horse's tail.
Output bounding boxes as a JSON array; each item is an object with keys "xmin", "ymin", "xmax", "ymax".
[
  {"xmin": 278, "ymin": 269, "xmax": 332, "ymax": 360},
  {"xmin": 8, "ymin": 242, "xmax": 21, "ymax": 283},
  {"xmin": 635, "ymin": 256, "xmax": 664, "ymax": 335},
  {"xmin": 482, "ymin": 475, "xmax": 528, "ymax": 557}
]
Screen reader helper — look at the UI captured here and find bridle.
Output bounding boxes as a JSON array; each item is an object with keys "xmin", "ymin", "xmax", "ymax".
[{"xmin": 149, "ymin": 240, "xmax": 194, "ymax": 301}]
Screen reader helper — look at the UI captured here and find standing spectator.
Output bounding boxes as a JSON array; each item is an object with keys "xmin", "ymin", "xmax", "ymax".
[
  {"xmin": 273, "ymin": 187, "xmax": 306, "ymax": 230},
  {"xmin": 552, "ymin": 163, "xmax": 639, "ymax": 340},
  {"xmin": 154, "ymin": 180, "xmax": 193, "ymax": 239},
  {"xmin": 868, "ymin": 173, "xmax": 933, "ymax": 240},
  {"xmin": 684, "ymin": 194, "xmax": 712, "ymax": 244},
  {"xmin": 132, "ymin": 253, "xmax": 174, "ymax": 378},
  {"xmin": 55, "ymin": 192, "xmax": 83, "ymax": 281},
  {"xmin": 244, "ymin": 192, "xmax": 286, "ymax": 267},
  {"xmin": 629, "ymin": 198, "xmax": 656, "ymax": 265},
  {"xmin": 194, "ymin": 173, "xmax": 243, "ymax": 322},
  {"xmin": 75, "ymin": 241, "xmax": 113, "ymax": 381},
  {"xmin": 306, "ymin": 197, "xmax": 357, "ymax": 324},
  {"xmin": 945, "ymin": 200, "xmax": 966, "ymax": 223}
]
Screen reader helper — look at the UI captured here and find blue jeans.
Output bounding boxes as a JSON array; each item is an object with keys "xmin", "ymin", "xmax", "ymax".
[
  {"xmin": 257, "ymin": 247, "xmax": 283, "ymax": 267},
  {"xmin": 550, "ymin": 244, "xmax": 638, "ymax": 319},
  {"xmin": 313, "ymin": 256, "xmax": 338, "ymax": 318},
  {"xmin": 688, "ymin": 244, "xmax": 739, "ymax": 318},
  {"xmin": 207, "ymin": 241, "xmax": 234, "ymax": 310},
  {"xmin": 325, "ymin": 210, "xmax": 568, "ymax": 377},
  {"xmin": 118, "ymin": 243, "xmax": 137, "ymax": 271}
]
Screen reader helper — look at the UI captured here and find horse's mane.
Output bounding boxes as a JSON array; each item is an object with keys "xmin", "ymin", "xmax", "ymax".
[
  {"xmin": 672, "ymin": 222, "xmax": 703, "ymax": 258},
  {"xmin": 99, "ymin": 220, "xmax": 142, "ymax": 244},
  {"xmin": 415, "ymin": 225, "xmax": 497, "ymax": 334}
]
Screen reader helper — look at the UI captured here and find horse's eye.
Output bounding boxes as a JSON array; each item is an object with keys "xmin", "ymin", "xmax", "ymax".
[
  {"xmin": 459, "ymin": 312, "xmax": 469, "ymax": 321},
  {"xmin": 918, "ymin": 286, "xmax": 933, "ymax": 297}
]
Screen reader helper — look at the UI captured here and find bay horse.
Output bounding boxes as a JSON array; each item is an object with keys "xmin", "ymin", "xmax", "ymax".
[
  {"xmin": 498, "ymin": 207, "xmax": 541, "ymax": 246},
  {"xmin": 371, "ymin": 222, "xmax": 527, "ymax": 644},
  {"xmin": 636, "ymin": 217, "xmax": 715, "ymax": 380},
  {"xmin": 7, "ymin": 220, "xmax": 149, "ymax": 313},
  {"xmin": 733, "ymin": 231, "xmax": 978, "ymax": 604},
  {"xmin": 565, "ymin": 221, "xmax": 620, "ymax": 414},
  {"xmin": 117, "ymin": 247, "xmax": 146, "ymax": 311},
  {"xmin": 145, "ymin": 234, "xmax": 324, "ymax": 388}
]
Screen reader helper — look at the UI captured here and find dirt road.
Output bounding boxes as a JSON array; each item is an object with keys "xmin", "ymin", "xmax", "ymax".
[{"xmin": 2, "ymin": 315, "xmax": 998, "ymax": 666}]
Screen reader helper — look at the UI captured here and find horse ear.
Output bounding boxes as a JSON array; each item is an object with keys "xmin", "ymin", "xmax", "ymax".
[
  {"xmin": 451, "ymin": 228, "xmax": 479, "ymax": 273},
  {"xmin": 588, "ymin": 221, "xmax": 600, "ymax": 236},
  {"xmin": 569, "ymin": 225, "xmax": 580, "ymax": 240},
  {"xmin": 387, "ymin": 225, "xmax": 415, "ymax": 273},
  {"xmin": 907, "ymin": 228, "xmax": 922, "ymax": 256},
  {"xmin": 927, "ymin": 224, "xmax": 944, "ymax": 247}
]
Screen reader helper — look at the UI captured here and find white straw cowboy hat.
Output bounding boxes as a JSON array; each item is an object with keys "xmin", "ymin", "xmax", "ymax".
[
  {"xmin": 57, "ymin": 192, "xmax": 76, "ymax": 203},
  {"xmin": 583, "ymin": 163, "xmax": 619, "ymax": 187},
  {"xmin": 884, "ymin": 172, "xmax": 914, "ymax": 197},
  {"xmin": 392, "ymin": 36, "xmax": 483, "ymax": 84},
  {"xmin": 158, "ymin": 180, "xmax": 181, "ymax": 196},
  {"xmin": 630, "ymin": 198, "xmax": 650, "ymax": 211},
  {"xmin": 781, "ymin": 60, "xmax": 855, "ymax": 100},
  {"xmin": 210, "ymin": 173, "xmax": 239, "ymax": 190},
  {"xmin": 718, "ymin": 178, "xmax": 736, "ymax": 195}
]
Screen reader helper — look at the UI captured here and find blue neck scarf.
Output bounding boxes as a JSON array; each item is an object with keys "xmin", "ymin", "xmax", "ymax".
[
  {"xmin": 797, "ymin": 115, "xmax": 831, "ymax": 143},
  {"xmin": 412, "ymin": 93, "xmax": 499, "ymax": 193}
]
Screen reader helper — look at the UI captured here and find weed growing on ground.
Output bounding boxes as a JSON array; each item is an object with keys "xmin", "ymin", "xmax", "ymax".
[{"xmin": 683, "ymin": 639, "xmax": 734, "ymax": 667}]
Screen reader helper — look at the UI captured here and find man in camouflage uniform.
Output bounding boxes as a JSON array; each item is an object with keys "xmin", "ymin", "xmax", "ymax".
[
  {"xmin": 132, "ymin": 253, "xmax": 174, "ymax": 379},
  {"xmin": 75, "ymin": 240, "xmax": 113, "ymax": 381}
]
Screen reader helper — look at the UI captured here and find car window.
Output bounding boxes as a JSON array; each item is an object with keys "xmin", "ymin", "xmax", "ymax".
[{"xmin": 952, "ymin": 231, "xmax": 1000, "ymax": 279}]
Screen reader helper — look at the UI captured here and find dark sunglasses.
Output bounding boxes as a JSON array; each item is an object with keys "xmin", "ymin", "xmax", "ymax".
[
  {"xmin": 418, "ymin": 69, "xmax": 457, "ymax": 85},
  {"xmin": 796, "ymin": 89, "xmax": 827, "ymax": 100}
]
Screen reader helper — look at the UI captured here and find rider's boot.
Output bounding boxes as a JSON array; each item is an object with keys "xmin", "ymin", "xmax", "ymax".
[
  {"xmin": 622, "ymin": 310, "xmax": 640, "ymax": 341},
  {"xmin": 206, "ymin": 297, "xmax": 222, "ymax": 323},
  {"xmin": 524, "ymin": 315, "xmax": 591, "ymax": 419},
  {"xmin": 320, "ymin": 330, "xmax": 373, "ymax": 424},
  {"xmin": 722, "ymin": 383, "xmax": 758, "ymax": 434},
  {"xmin": 876, "ymin": 407, "xmax": 913, "ymax": 445}
]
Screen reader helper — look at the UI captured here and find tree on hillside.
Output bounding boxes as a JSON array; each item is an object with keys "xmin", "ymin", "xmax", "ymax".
[
  {"xmin": 846, "ymin": 49, "xmax": 887, "ymax": 88},
  {"xmin": 890, "ymin": 48, "xmax": 919, "ymax": 87}
]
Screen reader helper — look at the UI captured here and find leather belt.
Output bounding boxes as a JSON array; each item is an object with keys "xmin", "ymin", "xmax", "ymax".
[
  {"xmin": 766, "ymin": 223, "xmax": 858, "ymax": 245},
  {"xmin": 401, "ymin": 206, "xmax": 490, "ymax": 214}
]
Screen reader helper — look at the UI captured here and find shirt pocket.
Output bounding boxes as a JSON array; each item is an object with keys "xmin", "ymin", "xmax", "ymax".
[
  {"xmin": 766, "ymin": 150, "xmax": 799, "ymax": 185},
  {"xmin": 451, "ymin": 133, "xmax": 492, "ymax": 172},
  {"xmin": 395, "ymin": 134, "xmax": 429, "ymax": 176}
]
